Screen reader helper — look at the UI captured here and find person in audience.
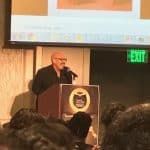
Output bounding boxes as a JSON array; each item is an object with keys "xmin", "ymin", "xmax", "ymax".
[
  {"xmin": 67, "ymin": 111, "xmax": 93, "ymax": 150},
  {"xmin": 101, "ymin": 102, "xmax": 126, "ymax": 128},
  {"xmin": 0, "ymin": 129, "xmax": 28, "ymax": 150},
  {"xmin": 9, "ymin": 108, "xmax": 45, "ymax": 130},
  {"xmin": 100, "ymin": 102, "xmax": 126, "ymax": 146},
  {"xmin": 2, "ymin": 122, "xmax": 10, "ymax": 129},
  {"xmin": 16, "ymin": 120, "xmax": 74, "ymax": 150},
  {"xmin": 0, "ymin": 128, "xmax": 61, "ymax": 150},
  {"xmin": 101, "ymin": 103, "xmax": 150, "ymax": 150}
]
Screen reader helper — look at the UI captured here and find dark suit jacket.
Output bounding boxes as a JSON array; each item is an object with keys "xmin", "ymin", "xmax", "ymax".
[{"xmin": 32, "ymin": 65, "xmax": 72, "ymax": 95}]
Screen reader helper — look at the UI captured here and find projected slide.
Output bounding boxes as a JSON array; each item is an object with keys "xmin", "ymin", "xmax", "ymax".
[{"xmin": 10, "ymin": 0, "xmax": 150, "ymax": 46}]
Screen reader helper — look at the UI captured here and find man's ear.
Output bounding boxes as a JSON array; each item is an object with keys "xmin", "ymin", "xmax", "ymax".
[{"xmin": 51, "ymin": 58, "xmax": 55, "ymax": 64}]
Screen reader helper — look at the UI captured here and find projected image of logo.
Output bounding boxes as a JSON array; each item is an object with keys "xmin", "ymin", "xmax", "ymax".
[{"xmin": 69, "ymin": 88, "xmax": 90, "ymax": 112}]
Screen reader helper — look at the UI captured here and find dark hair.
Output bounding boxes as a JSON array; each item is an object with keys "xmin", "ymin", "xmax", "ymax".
[
  {"xmin": 101, "ymin": 103, "xmax": 150, "ymax": 150},
  {"xmin": 101, "ymin": 102, "xmax": 126, "ymax": 127},
  {"xmin": 67, "ymin": 111, "xmax": 92, "ymax": 139},
  {"xmin": 0, "ymin": 129, "xmax": 28, "ymax": 150},
  {"xmin": 9, "ymin": 108, "xmax": 45, "ymax": 130},
  {"xmin": 17, "ymin": 121, "xmax": 74, "ymax": 150},
  {"xmin": 16, "ymin": 129, "xmax": 61, "ymax": 150}
]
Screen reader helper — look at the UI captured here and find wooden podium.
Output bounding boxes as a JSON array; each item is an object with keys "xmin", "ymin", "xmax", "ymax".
[{"xmin": 38, "ymin": 84, "xmax": 100, "ymax": 145}]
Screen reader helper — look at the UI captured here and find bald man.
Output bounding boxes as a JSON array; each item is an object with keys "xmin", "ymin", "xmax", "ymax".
[{"xmin": 32, "ymin": 52, "xmax": 72, "ymax": 96}]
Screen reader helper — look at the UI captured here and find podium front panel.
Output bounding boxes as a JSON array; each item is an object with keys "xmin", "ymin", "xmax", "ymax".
[
  {"xmin": 60, "ymin": 84, "xmax": 100, "ymax": 115},
  {"xmin": 60, "ymin": 84, "xmax": 100, "ymax": 146},
  {"xmin": 38, "ymin": 84, "xmax": 100, "ymax": 146}
]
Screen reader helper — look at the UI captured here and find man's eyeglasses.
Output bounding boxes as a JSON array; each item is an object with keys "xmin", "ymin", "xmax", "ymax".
[{"xmin": 54, "ymin": 57, "xmax": 67, "ymax": 62}]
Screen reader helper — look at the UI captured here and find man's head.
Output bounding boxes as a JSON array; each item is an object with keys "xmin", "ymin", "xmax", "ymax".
[{"xmin": 51, "ymin": 52, "xmax": 67, "ymax": 71}]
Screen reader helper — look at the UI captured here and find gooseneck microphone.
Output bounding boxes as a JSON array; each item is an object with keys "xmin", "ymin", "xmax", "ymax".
[{"xmin": 64, "ymin": 66, "xmax": 78, "ymax": 79}]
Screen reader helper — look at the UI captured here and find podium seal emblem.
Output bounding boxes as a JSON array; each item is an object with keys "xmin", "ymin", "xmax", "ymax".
[{"xmin": 69, "ymin": 88, "xmax": 90, "ymax": 112}]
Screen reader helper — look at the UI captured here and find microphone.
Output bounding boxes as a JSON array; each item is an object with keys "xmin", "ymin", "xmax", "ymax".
[{"xmin": 64, "ymin": 66, "xmax": 78, "ymax": 78}]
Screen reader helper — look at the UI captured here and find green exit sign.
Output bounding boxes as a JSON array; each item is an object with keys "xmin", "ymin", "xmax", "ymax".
[{"xmin": 127, "ymin": 49, "xmax": 148, "ymax": 63}]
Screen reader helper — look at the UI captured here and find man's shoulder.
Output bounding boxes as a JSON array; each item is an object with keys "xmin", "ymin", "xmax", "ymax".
[{"xmin": 37, "ymin": 65, "xmax": 53, "ymax": 73}]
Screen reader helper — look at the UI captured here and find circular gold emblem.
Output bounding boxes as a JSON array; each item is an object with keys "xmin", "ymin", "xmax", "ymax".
[{"xmin": 69, "ymin": 88, "xmax": 90, "ymax": 112}]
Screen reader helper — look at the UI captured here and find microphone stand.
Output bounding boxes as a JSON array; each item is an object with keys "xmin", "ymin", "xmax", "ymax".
[{"xmin": 72, "ymin": 74, "xmax": 78, "ymax": 85}]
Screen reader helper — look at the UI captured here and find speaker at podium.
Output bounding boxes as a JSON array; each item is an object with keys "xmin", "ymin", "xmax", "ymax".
[{"xmin": 38, "ymin": 84, "xmax": 100, "ymax": 145}]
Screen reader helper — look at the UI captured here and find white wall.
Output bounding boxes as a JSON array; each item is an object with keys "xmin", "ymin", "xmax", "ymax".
[
  {"xmin": 0, "ymin": 49, "xmax": 34, "ymax": 124},
  {"xmin": 0, "ymin": 0, "xmax": 90, "ymax": 124}
]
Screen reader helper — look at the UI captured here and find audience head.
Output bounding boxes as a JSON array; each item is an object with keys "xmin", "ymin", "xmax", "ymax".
[
  {"xmin": 101, "ymin": 102, "xmax": 126, "ymax": 127},
  {"xmin": 101, "ymin": 103, "xmax": 150, "ymax": 150},
  {"xmin": 2, "ymin": 122, "xmax": 10, "ymax": 129},
  {"xmin": 67, "ymin": 111, "xmax": 92, "ymax": 139},
  {"xmin": 17, "ymin": 121, "xmax": 74, "ymax": 150},
  {"xmin": 9, "ymin": 108, "xmax": 45, "ymax": 130},
  {"xmin": 0, "ymin": 129, "xmax": 28, "ymax": 150}
]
